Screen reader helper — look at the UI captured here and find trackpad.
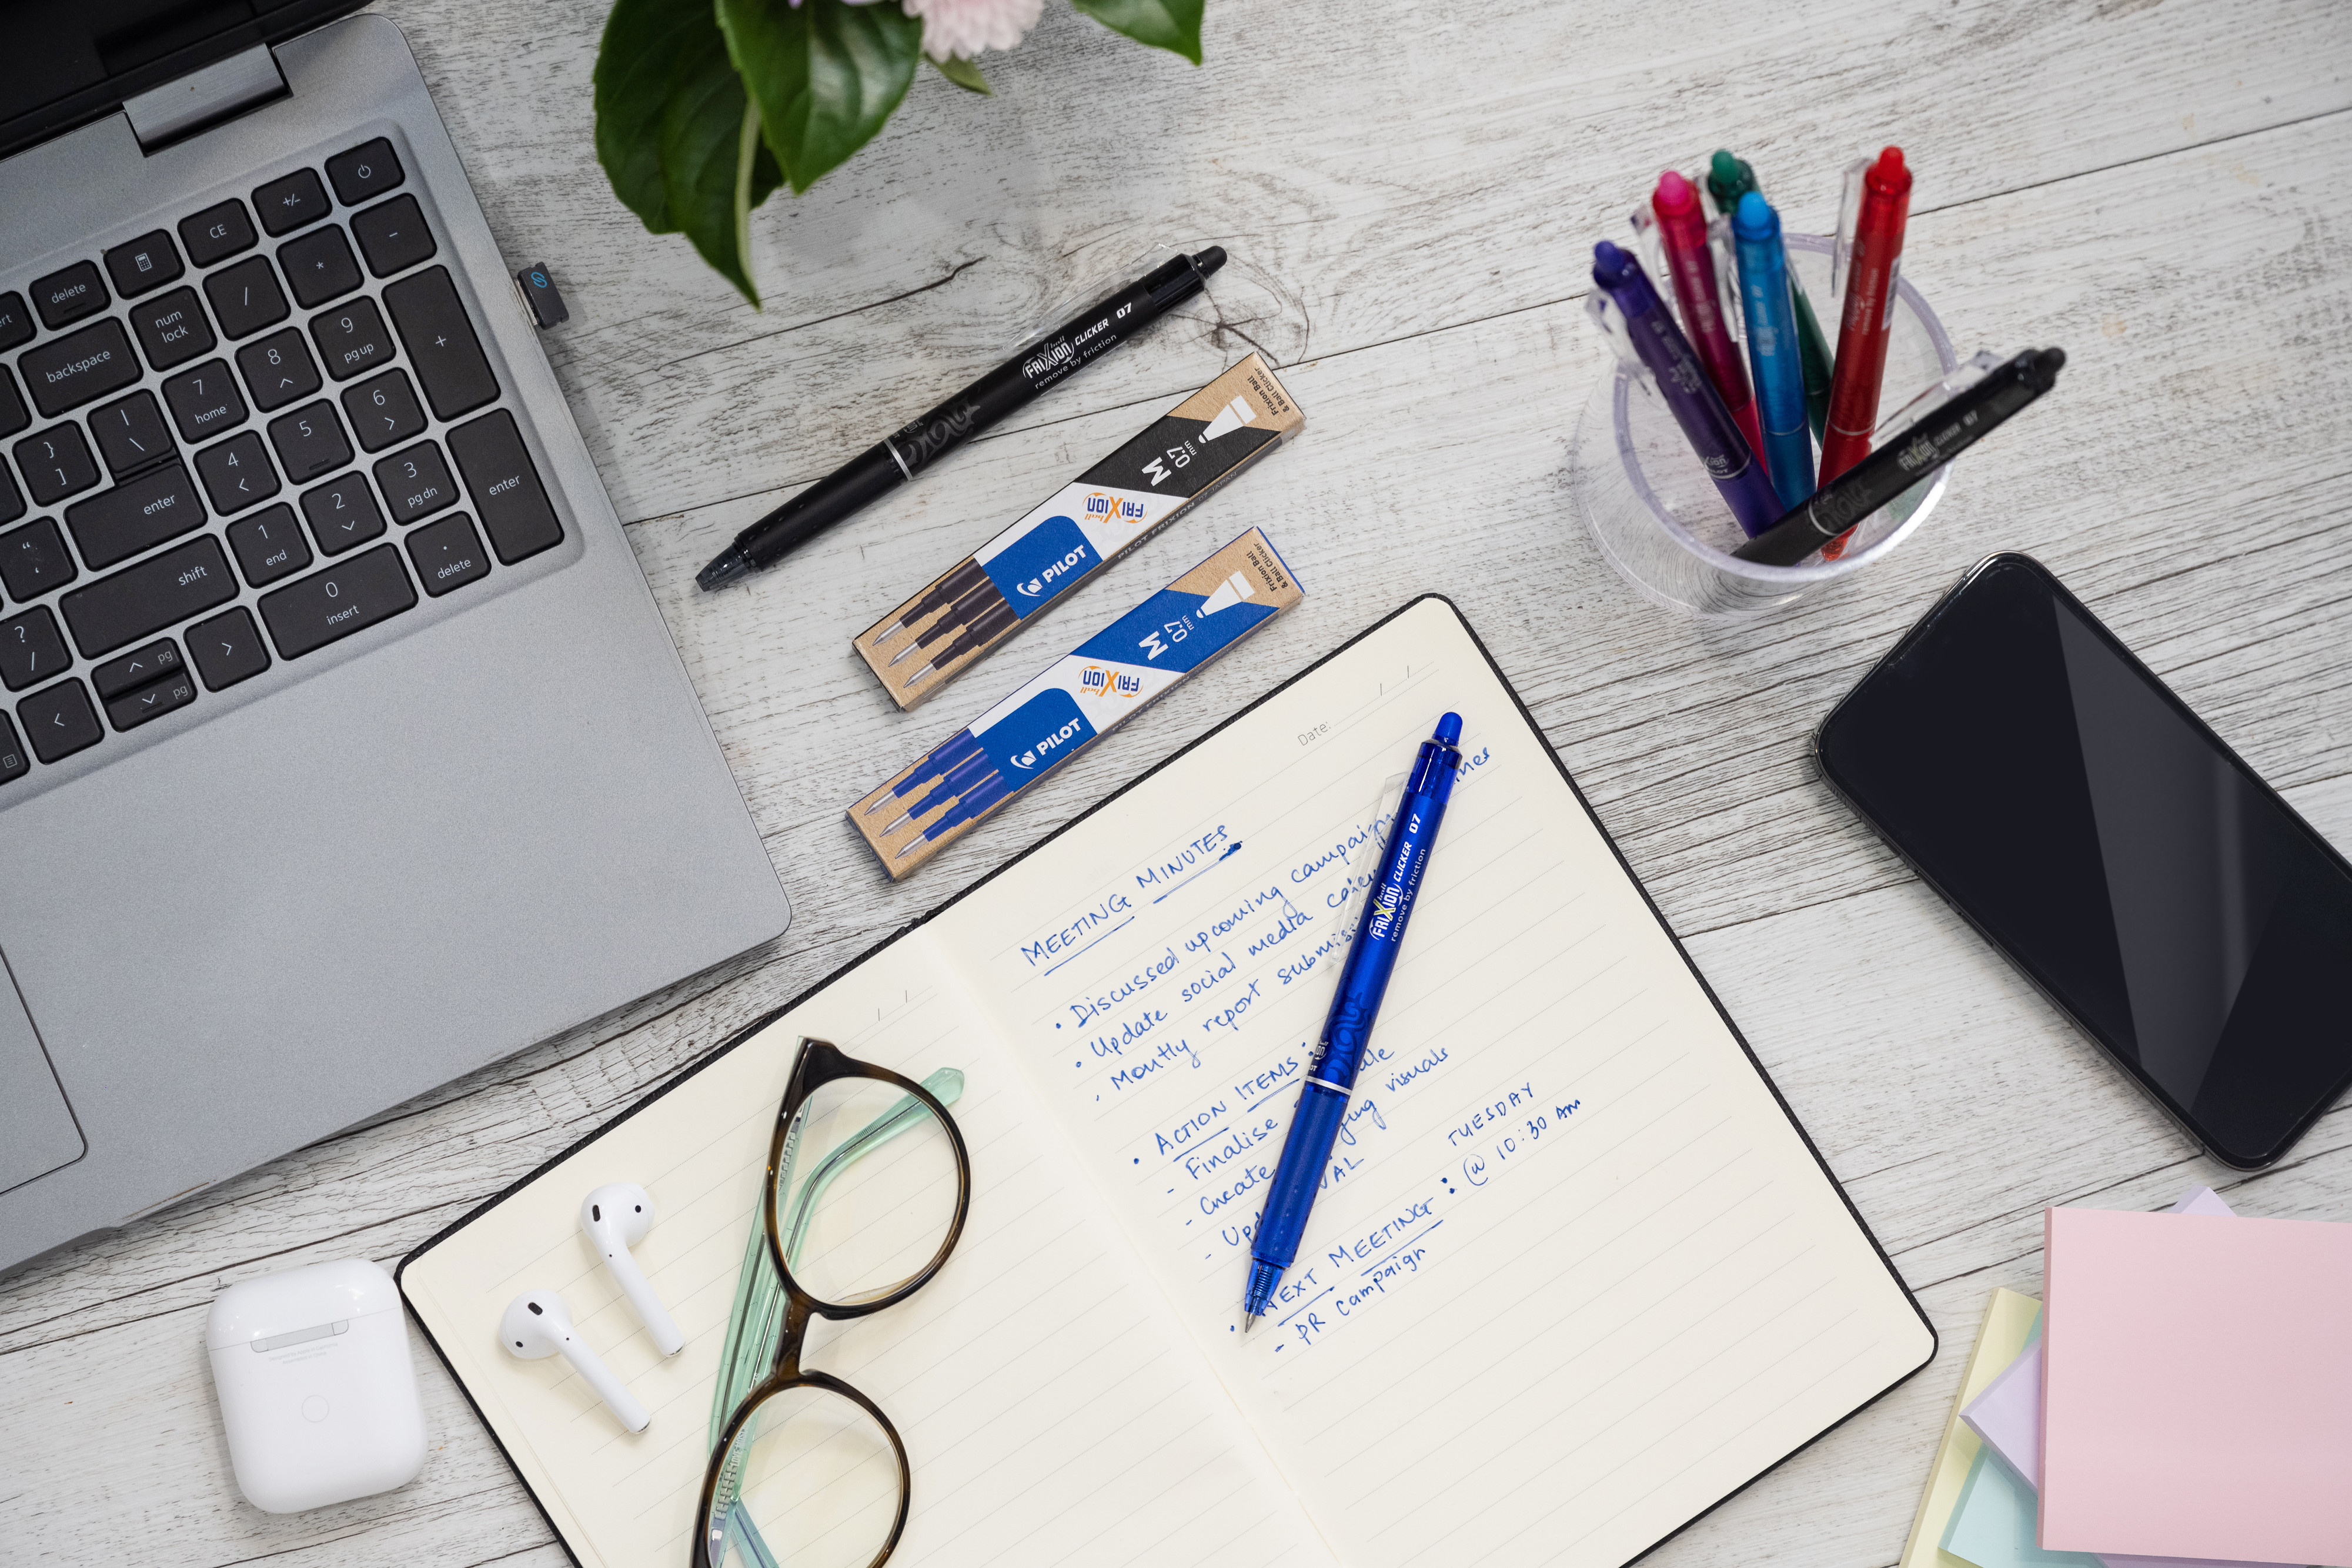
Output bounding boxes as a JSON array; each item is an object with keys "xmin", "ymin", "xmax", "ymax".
[{"xmin": 0, "ymin": 961, "xmax": 83, "ymax": 1194}]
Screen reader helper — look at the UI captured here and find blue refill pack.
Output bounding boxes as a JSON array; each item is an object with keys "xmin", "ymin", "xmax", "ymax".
[{"xmin": 850, "ymin": 528, "xmax": 1303, "ymax": 877}]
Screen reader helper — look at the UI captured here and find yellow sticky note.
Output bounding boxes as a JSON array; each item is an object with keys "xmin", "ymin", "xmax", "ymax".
[{"xmin": 1898, "ymin": 1287, "xmax": 2042, "ymax": 1568}]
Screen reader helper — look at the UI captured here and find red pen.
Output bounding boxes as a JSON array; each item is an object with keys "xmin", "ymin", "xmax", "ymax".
[
  {"xmin": 1819, "ymin": 147, "xmax": 1913, "ymax": 484},
  {"xmin": 1650, "ymin": 171, "xmax": 1766, "ymax": 464}
]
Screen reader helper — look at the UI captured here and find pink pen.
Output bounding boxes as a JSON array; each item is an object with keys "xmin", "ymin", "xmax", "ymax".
[{"xmin": 1651, "ymin": 170, "xmax": 1766, "ymax": 467}]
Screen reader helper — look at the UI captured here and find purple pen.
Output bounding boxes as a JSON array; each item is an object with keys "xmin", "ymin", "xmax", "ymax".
[{"xmin": 1590, "ymin": 240, "xmax": 1783, "ymax": 537}]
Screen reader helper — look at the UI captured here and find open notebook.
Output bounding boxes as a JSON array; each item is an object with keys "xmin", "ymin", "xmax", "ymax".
[{"xmin": 399, "ymin": 596, "xmax": 1934, "ymax": 1568}]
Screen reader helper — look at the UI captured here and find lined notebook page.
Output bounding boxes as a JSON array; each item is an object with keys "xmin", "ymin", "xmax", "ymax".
[
  {"xmin": 399, "ymin": 932, "xmax": 1335, "ymax": 1568},
  {"xmin": 926, "ymin": 597, "xmax": 1933, "ymax": 1568}
]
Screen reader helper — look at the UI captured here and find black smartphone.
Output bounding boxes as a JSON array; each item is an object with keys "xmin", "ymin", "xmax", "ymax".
[{"xmin": 1815, "ymin": 553, "xmax": 2352, "ymax": 1169}]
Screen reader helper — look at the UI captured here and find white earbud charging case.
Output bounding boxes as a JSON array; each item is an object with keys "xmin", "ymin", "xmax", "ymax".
[{"xmin": 205, "ymin": 1259, "xmax": 427, "ymax": 1513}]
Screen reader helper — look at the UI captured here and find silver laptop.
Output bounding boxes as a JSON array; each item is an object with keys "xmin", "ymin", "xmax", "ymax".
[{"xmin": 0, "ymin": 6, "xmax": 790, "ymax": 1273}]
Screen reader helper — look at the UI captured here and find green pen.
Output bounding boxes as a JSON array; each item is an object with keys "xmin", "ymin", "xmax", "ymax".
[{"xmin": 1710, "ymin": 150, "xmax": 1833, "ymax": 441}]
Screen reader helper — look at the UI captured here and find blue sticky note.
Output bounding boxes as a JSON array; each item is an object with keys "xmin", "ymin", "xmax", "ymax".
[{"xmin": 1941, "ymin": 1446, "xmax": 2101, "ymax": 1568}]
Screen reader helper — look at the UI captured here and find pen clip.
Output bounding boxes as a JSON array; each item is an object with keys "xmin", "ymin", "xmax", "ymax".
[
  {"xmin": 1832, "ymin": 156, "xmax": 1869, "ymax": 297},
  {"xmin": 1329, "ymin": 772, "xmax": 1411, "ymax": 946},
  {"xmin": 1583, "ymin": 290, "xmax": 1652, "ymax": 393},
  {"xmin": 1627, "ymin": 207, "xmax": 1675, "ymax": 330},
  {"xmin": 1875, "ymin": 349, "xmax": 2003, "ymax": 442},
  {"xmin": 1705, "ymin": 214, "xmax": 1743, "ymax": 345}
]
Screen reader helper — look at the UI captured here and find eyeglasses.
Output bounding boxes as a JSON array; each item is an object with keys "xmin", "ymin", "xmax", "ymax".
[{"xmin": 694, "ymin": 1037, "xmax": 971, "ymax": 1568}]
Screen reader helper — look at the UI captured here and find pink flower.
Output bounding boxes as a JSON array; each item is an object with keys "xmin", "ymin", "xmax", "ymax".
[{"xmin": 900, "ymin": 0, "xmax": 1043, "ymax": 59}]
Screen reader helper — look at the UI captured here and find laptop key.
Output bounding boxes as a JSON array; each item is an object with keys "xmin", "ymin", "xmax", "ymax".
[
  {"xmin": 127, "ymin": 285, "xmax": 216, "ymax": 372},
  {"xmin": 351, "ymin": 195, "xmax": 436, "ymax": 279},
  {"xmin": 0, "ymin": 714, "xmax": 24, "ymax": 783},
  {"xmin": 373, "ymin": 439, "xmax": 457, "ymax": 525},
  {"xmin": 89, "ymin": 391, "xmax": 173, "ymax": 477},
  {"xmin": 162, "ymin": 359, "xmax": 248, "ymax": 443},
  {"xmin": 92, "ymin": 637, "xmax": 184, "ymax": 700},
  {"xmin": 254, "ymin": 168, "xmax": 330, "ymax": 236},
  {"xmin": 383, "ymin": 268, "xmax": 497, "ymax": 420},
  {"xmin": 203, "ymin": 255, "xmax": 289, "ymax": 340},
  {"xmin": 279, "ymin": 226, "xmax": 363, "ymax": 309},
  {"xmin": 226, "ymin": 503, "xmax": 310, "ymax": 586},
  {"xmin": 0, "ymin": 366, "xmax": 27, "ymax": 439},
  {"xmin": 235, "ymin": 327, "xmax": 321, "ymax": 412},
  {"xmin": 1, "ymin": 606, "xmax": 69, "ymax": 691},
  {"xmin": 17, "ymin": 678, "xmax": 100, "ymax": 763},
  {"xmin": 341, "ymin": 367, "xmax": 425, "ymax": 452},
  {"xmin": 0, "ymin": 519, "xmax": 76, "ymax": 600},
  {"xmin": 193, "ymin": 431, "xmax": 281, "ymax": 516},
  {"xmin": 406, "ymin": 511, "xmax": 490, "ymax": 597},
  {"xmin": 188, "ymin": 606, "xmax": 269, "ymax": 690},
  {"xmin": 104, "ymin": 666, "xmax": 196, "ymax": 732},
  {"xmin": 446, "ymin": 410, "xmax": 563, "ymax": 564},
  {"xmin": 65, "ymin": 460, "xmax": 205, "ymax": 569},
  {"xmin": 268, "ymin": 400, "xmax": 351, "ymax": 485},
  {"xmin": 102, "ymin": 231, "xmax": 183, "ymax": 299},
  {"xmin": 14, "ymin": 424, "xmax": 99, "ymax": 506},
  {"xmin": 259, "ymin": 544, "xmax": 416, "ymax": 659},
  {"xmin": 326, "ymin": 139, "xmax": 405, "ymax": 206},
  {"xmin": 0, "ymin": 464, "xmax": 21, "ymax": 528},
  {"xmin": 19, "ymin": 319, "xmax": 142, "ymax": 418},
  {"xmin": 181, "ymin": 199, "xmax": 258, "ymax": 267},
  {"xmin": 31, "ymin": 262, "xmax": 107, "ymax": 330},
  {"xmin": 300, "ymin": 471, "xmax": 385, "ymax": 555},
  {"xmin": 310, "ymin": 297, "xmax": 395, "ymax": 382},
  {"xmin": 0, "ymin": 292, "xmax": 32, "ymax": 352},
  {"xmin": 60, "ymin": 535, "xmax": 236, "ymax": 658}
]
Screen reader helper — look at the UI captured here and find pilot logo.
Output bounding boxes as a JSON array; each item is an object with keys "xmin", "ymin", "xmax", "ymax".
[
  {"xmin": 1011, "ymin": 716, "xmax": 1088, "ymax": 770},
  {"xmin": 1021, "ymin": 577, "xmax": 1044, "ymax": 597}
]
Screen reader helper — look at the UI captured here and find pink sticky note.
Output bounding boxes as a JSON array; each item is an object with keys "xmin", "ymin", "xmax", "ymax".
[
  {"xmin": 2040, "ymin": 1206, "xmax": 2352, "ymax": 1564},
  {"xmin": 1962, "ymin": 1191, "xmax": 2269, "ymax": 1568}
]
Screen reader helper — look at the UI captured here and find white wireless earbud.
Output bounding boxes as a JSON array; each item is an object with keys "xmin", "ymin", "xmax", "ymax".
[
  {"xmin": 581, "ymin": 1182, "xmax": 684, "ymax": 1356},
  {"xmin": 499, "ymin": 1290, "xmax": 649, "ymax": 1432}
]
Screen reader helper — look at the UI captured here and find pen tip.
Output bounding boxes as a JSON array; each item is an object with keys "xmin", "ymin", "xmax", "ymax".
[
  {"xmin": 1241, "ymin": 1313, "xmax": 1258, "ymax": 1338},
  {"xmin": 696, "ymin": 549, "xmax": 749, "ymax": 592},
  {"xmin": 900, "ymin": 663, "xmax": 933, "ymax": 690}
]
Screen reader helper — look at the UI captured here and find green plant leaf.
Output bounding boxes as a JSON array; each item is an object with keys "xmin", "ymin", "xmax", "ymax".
[
  {"xmin": 593, "ymin": 0, "xmax": 782, "ymax": 306},
  {"xmin": 718, "ymin": 0, "xmax": 925, "ymax": 195},
  {"xmin": 1070, "ymin": 0, "xmax": 1204, "ymax": 64},
  {"xmin": 930, "ymin": 52, "xmax": 993, "ymax": 95}
]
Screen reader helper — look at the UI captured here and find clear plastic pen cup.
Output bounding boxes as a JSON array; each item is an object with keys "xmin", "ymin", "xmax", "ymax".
[{"xmin": 1573, "ymin": 234, "xmax": 1959, "ymax": 616}]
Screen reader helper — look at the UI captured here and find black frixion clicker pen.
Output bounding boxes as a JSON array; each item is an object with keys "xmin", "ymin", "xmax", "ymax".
[
  {"xmin": 1731, "ymin": 346, "xmax": 2065, "ymax": 568},
  {"xmin": 697, "ymin": 248, "xmax": 1228, "ymax": 590}
]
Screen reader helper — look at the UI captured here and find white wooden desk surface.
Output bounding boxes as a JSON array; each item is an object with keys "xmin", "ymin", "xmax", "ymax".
[{"xmin": 6, "ymin": 1, "xmax": 2351, "ymax": 1563}]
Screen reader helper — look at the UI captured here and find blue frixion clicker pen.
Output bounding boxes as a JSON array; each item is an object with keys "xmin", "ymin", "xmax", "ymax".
[
  {"xmin": 1242, "ymin": 712, "xmax": 1465, "ymax": 1335},
  {"xmin": 1730, "ymin": 192, "xmax": 1817, "ymax": 510}
]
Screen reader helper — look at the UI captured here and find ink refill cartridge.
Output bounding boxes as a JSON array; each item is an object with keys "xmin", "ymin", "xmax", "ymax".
[
  {"xmin": 851, "ymin": 529, "xmax": 1303, "ymax": 878},
  {"xmin": 855, "ymin": 353, "xmax": 1303, "ymax": 709}
]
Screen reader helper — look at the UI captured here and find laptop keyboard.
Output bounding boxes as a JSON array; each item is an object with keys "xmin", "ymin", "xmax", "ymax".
[{"xmin": 0, "ymin": 135, "xmax": 564, "ymax": 788}]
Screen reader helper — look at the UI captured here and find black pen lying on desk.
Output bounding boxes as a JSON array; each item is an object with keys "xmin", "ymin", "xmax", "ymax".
[
  {"xmin": 698, "ymin": 248, "xmax": 1227, "ymax": 590},
  {"xmin": 1732, "ymin": 346, "xmax": 2066, "ymax": 568}
]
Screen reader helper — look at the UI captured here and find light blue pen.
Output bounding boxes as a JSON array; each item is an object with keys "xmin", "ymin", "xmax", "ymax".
[
  {"xmin": 1242, "ymin": 712, "xmax": 1464, "ymax": 1334},
  {"xmin": 1730, "ymin": 191, "xmax": 1816, "ymax": 510}
]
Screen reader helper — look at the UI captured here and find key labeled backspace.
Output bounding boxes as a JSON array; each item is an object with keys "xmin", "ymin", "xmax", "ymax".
[
  {"xmin": 259, "ymin": 543, "xmax": 415, "ymax": 658},
  {"xmin": 20, "ymin": 319, "xmax": 141, "ymax": 417}
]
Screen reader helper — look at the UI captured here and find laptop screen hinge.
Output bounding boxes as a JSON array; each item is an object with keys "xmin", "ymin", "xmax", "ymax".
[{"xmin": 122, "ymin": 44, "xmax": 289, "ymax": 155}]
